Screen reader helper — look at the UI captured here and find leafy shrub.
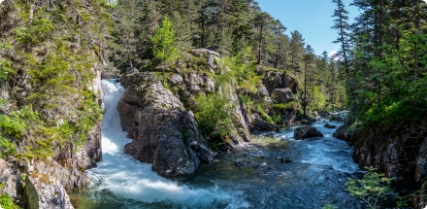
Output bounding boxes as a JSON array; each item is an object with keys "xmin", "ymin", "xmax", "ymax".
[
  {"xmin": 195, "ymin": 93, "xmax": 236, "ymax": 145},
  {"xmin": 346, "ymin": 167, "xmax": 394, "ymax": 208},
  {"xmin": 0, "ymin": 137, "xmax": 17, "ymax": 158}
]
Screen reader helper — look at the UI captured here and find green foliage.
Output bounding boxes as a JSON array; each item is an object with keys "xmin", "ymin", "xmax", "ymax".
[
  {"xmin": 0, "ymin": 193, "xmax": 20, "ymax": 209},
  {"xmin": 346, "ymin": 166, "xmax": 394, "ymax": 209},
  {"xmin": 322, "ymin": 204, "xmax": 338, "ymax": 209},
  {"xmin": 195, "ymin": 92, "xmax": 236, "ymax": 145},
  {"xmin": 360, "ymin": 98, "xmax": 427, "ymax": 126},
  {"xmin": 0, "ymin": 137, "xmax": 17, "ymax": 159},
  {"xmin": 272, "ymin": 101, "xmax": 298, "ymax": 110},
  {"xmin": 0, "ymin": 59, "xmax": 14, "ymax": 81},
  {"xmin": 151, "ymin": 16, "xmax": 179, "ymax": 66},
  {"xmin": 224, "ymin": 47, "xmax": 261, "ymax": 93},
  {"xmin": 308, "ymin": 86, "xmax": 327, "ymax": 111},
  {"xmin": 257, "ymin": 104, "xmax": 273, "ymax": 124},
  {"xmin": 14, "ymin": 9, "xmax": 54, "ymax": 46}
]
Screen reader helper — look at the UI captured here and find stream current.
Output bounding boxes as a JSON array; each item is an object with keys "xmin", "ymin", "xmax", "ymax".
[{"xmin": 70, "ymin": 80, "xmax": 362, "ymax": 209}]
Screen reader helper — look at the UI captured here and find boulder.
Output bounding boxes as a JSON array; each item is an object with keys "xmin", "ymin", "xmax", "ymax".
[
  {"xmin": 169, "ymin": 74, "xmax": 184, "ymax": 86},
  {"xmin": 262, "ymin": 71, "xmax": 298, "ymax": 94},
  {"xmin": 294, "ymin": 126, "xmax": 324, "ymax": 140},
  {"xmin": 271, "ymin": 88, "xmax": 295, "ymax": 103},
  {"xmin": 118, "ymin": 81, "xmax": 213, "ymax": 177},
  {"xmin": 25, "ymin": 161, "xmax": 78, "ymax": 209},
  {"xmin": 330, "ymin": 114, "xmax": 344, "ymax": 122},
  {"xmin": 333, "ymin": 125, "xmax": 351, "ymax": 140}
]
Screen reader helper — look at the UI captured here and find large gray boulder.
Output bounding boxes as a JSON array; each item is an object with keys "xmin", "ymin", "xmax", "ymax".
[
  {"xmin": 262, "ymin": 71, "xmax": 298, "ymax": 94},
  {"xmin": 271, "ymin": 88, "xmax": 295, "ymax": 103},
  {"xmin": 118, "ymin": 79, "xmax": 213, "ymax": 177},
  {"xmin": 294, "ymin": 126, "xmax": 324, "ymax": 140}
]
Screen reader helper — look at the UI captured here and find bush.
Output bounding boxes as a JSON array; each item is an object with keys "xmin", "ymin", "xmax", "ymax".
[
  {"xmin": 346, "ymin": 166, "xmax": 394, "ymax": 208},
  {"xmin": 195, "ymin": 93, "xmax": 236, "ymax": 145}
]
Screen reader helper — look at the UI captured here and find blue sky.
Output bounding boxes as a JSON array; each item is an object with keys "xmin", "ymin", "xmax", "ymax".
[{"xmin": 257, "ymin": 0, "xmax": 360, "ymax": 56}]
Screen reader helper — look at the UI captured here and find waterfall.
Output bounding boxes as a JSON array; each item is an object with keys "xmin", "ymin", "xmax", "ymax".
[{"xmin": 81, "ymin": 80, "xmax": 248, "ymax": 208}]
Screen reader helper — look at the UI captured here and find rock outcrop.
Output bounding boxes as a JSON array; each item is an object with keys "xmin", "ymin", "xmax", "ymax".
[
  {"xmin": 118, "ymin": 73, "xmax": 213, "ymax": 177},
  {"xmin": 345, "ymin": 115, "xmax": 427, "ymax": 209},
  {"xmin": 0, "ymin": 69, "xmax": 104, "ymax": 209},
  {"xmin": 294, "ymin": 126, "xmax": 324, "ymax": 140}
]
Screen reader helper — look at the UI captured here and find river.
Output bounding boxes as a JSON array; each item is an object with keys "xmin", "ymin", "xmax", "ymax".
[{"xmin": 70, "ymin": 79, "xmax": 362, "ymax": 209}]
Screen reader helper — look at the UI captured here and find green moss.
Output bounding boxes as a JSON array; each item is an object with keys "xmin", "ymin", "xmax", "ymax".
[{"xmin": 0, "ymin": 193, "xmax": 20, "ymax": 209}]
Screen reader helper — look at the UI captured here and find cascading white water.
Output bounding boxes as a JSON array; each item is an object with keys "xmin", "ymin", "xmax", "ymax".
[{"xmin": 82, "ymin": 80, "xmax": 249, "ymax": 208}]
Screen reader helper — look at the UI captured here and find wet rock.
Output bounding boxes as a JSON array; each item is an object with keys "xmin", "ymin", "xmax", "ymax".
[
  {"xmin": 280, "ymin": 158, "xmax": 292, "ymax": 163},
  {"xmin": 294, "ymin": 126, "xmax": 324, "ymax": 140},
  {"xmin": 330, "ymin": 114, "xmax": 343, "ymax": 121},
  {"xmin": 333, "ymin": 125, "xmax": 351, "ymax": 140},
  {"xmin": 251, "ymin": 114, "xmax": 277, "ymax": 132},
  {"xmin": 324, "ymin": 123, "xmax": 337, "ymax": 129},
  {"xmin": 234, "ymin": 160, "xmax": 245, "ymax": 167}
]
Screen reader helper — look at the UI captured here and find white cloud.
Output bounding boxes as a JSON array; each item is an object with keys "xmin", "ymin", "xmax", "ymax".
[{"xmin": 329, "ymin": 50, "xmax": 341, "ymax": 61}]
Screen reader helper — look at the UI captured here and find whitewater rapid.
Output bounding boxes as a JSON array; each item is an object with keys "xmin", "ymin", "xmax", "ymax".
[{"xmin": 82, "ymin": 80, "xmax": 249, "ymax": 208}]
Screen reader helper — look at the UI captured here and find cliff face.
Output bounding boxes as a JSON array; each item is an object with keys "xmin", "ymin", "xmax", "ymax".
[{"xmin": 343, "ymin": 115, "xmax": 427, "ymax": 209}]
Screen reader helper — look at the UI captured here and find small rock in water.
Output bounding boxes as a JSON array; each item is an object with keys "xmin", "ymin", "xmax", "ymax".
[
  {"xmin": 280, "ymin": 158, "xmax": 292, "ymax": 163},
  {"xmin": 294, "ymin": 125, "xmax": 324, "ymax": 140},
  {"xmin": 234, "ymin": 160, "xmax": 245, "ymax": 167},
  {"xmin": 324, "ymin": 123, "xmax": 337, "ymax": 129}
]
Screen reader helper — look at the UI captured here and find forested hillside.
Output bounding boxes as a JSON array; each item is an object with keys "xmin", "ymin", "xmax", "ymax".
[
  {"xmin": 332, "ymin": 0, "xmax": 427, "ymax": 126},
  {"xmin": 106, "ymin": 0, "xmax": 346, "ymax": 112}
]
